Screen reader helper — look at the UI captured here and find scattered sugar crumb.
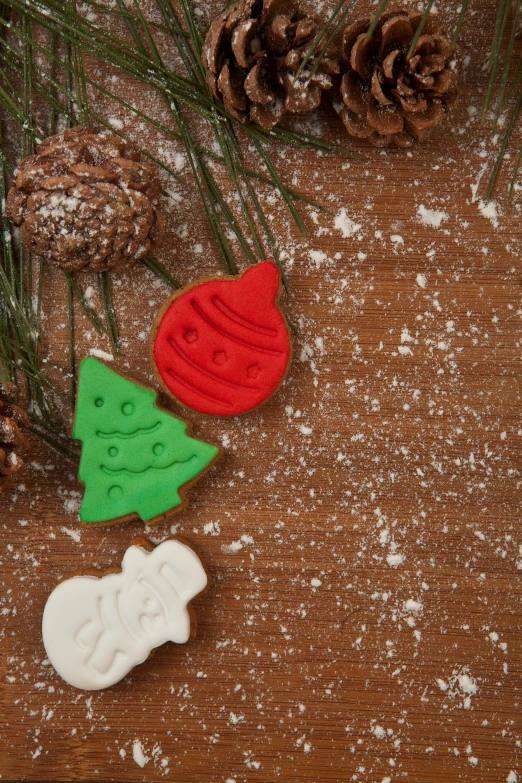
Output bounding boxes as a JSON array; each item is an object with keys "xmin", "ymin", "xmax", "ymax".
[
  {"xmin": 132, "ymin": 740, "xmax": 150, "ymax": 768},
  {"xmin": 60, "ymin": 526, "xmax": 81, "ymax": 543},
  {"xmin": 334, "ymin": 207, "xmax": 361, "ymax": 238},
  {"xmin": 458, "ymin": 674, "xmax": 478, "ymax": 695},
  {"xmin": 478, "ymin": 199, "xmax": 499, "ymax": 228},
  {"xmin": 417, "ymin": 204, "xmax": 449, "ymax": 228}
]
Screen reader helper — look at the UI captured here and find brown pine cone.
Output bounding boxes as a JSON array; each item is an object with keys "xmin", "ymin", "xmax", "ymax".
[
  {"xmin": 203, "ymin": 0, "xmax": 340, "ymax": 129},
  {"xmin": 337, "ymin": 11, "xmax": 459, "ymax": 147},
  {"xmin": 6, "ymin": 127, "xmax": 163, "ymax": 273},
  {"xmin": 0, "ymin": 383, "xmax": 30, "ymax": 483}
]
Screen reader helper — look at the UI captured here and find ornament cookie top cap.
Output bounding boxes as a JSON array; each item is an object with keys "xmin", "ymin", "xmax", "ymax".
[{"xmin": 152, "ymin": 261, "xmax": 291, "ymax": 417}]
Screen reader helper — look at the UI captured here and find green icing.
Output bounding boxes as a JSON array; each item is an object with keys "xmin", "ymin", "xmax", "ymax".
[{"xmin": 74, "ymin": 358, "xmax": 220, "ymax": 525}]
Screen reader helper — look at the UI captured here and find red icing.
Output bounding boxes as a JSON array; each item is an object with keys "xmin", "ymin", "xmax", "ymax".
[{"xmin": 153, "ymin": 262, "xmax": 291, "ymax": 416}]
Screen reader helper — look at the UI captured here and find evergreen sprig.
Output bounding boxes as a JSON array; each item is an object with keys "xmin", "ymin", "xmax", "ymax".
[
  {"xmin": 1, "ymin": 0, "xmax": 518, "ymax": 459},
  {"xmin": 0, "ymin": 0, "xmax": 355, "ymax": 452}
]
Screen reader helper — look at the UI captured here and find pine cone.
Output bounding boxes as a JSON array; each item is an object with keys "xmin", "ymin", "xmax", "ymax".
[
  {"xmin": 6, "ymin": 127, "xmax": 163, "ymax": 272},
  {"xmin": 0, "ymin": 383, "xmax": 30, "ymax": 483},
  {"xmin": 337, "ymin": 11, "xmax": 458, "ymax": 147},
  {"xmin": 203, "ymin": 0, "xmax": 340, "ymax": 129}
]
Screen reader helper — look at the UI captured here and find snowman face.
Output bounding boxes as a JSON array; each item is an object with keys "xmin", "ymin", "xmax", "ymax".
[{"xmin": 130, "ymin": 579, "xmax": 169, "ymax": 636}]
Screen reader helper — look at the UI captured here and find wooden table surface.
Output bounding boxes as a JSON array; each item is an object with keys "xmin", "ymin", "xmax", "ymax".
[{"xmin": 1, "ymin": 1, "xmax": 521, "ymax": 781}]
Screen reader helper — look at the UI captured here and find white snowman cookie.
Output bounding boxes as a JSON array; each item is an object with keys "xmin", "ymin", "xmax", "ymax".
[{"xmin": 42, "ymin": 537, "xmax": 208, "ymax": 691}]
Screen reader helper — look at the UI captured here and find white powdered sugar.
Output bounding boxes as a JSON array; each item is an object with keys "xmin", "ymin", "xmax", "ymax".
[
  {"xmin": 334, "ymin": 208, "xmax": 362, "ymax": 238},
  {"xmin": 417, "ymin": 204, "xmax": 449, "ymax": 228},
  {"xmin": 132, "ymin": 740, "xmax": 150, "ymax": 768},
  {"xmin": 478, "ymin": 199, "xmax": 499, "ymax": 227}
]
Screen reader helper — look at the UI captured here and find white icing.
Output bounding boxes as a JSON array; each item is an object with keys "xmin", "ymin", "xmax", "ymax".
[{"xmin": 42, "ymin": 539, "xmax": 207, "ymax": 691}]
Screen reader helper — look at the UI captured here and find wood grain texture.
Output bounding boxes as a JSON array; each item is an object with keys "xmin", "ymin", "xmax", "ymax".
[{"xmin": 1, "ymin": 1, "xmax": 521, "ymax": 781}]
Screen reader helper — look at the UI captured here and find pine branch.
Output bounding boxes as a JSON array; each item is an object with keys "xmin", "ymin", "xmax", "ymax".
[{"xmin": 0, "ymin": 0, "xmax": 363, "ymax": 453}]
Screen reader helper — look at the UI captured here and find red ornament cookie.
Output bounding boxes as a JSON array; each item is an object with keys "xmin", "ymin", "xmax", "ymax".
[{"xmin": 151, "ymin": 262, "xmax": 291, "ymax": 416}]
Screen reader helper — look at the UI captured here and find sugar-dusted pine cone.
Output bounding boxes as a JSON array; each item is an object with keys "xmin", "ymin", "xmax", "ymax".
[
  {"xmin": 203, "ymin": 0, "xmax": 340, "ymax": 129},
  {"xmin": 337, "ymin": 11, "xmax": 459, "ymax": 147},
  {"xmin": 6, "ymin": 127, "xmax": 163, "ymax": 273},
  {"xmin": 0, "ymin": 383, "xmax": 30, "ymax": 483}
]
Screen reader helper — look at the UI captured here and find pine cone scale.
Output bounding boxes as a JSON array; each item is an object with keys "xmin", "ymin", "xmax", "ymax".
[
  {"xmin": 68, "ymin": 164, "xmax": 118, "ymax": 183},
  {"xmin": 342, "ymin": 18, "xmax": 371, "ymax": 59},
  {"xmin": 350, "ymin": 34, "xmax": 373, "ymax": 79},
  {"xmin": 341, "ymin": 71, "xmax": 368, "ymax": 113},
  {"xmin": 380, "ymin": 15, "xmax": 413, "ymax": 54},
  {"xmin": 394, "ymin": 90, "xmax": 427, "ymax": 114},
  {"xmin": 372, "ymin": 69, "xmax": 393, "ymax": 106},
  {"xmin": 341, "ymin": 107, "xmax": 373, "ymax": 139},
  {"xmin": 244, "ymin": 58, "xmax": 275, "ymax": 104},
  {"xmin": 383, "ymin": 49, "xmax": 399, "ymax": 80},
  {"xmin": 231, "ymin": 19, "xmax": 258, "ymax": 67},
  {"xmin": 368, "ymin": 101, "xmax": 403, "ymax": 134},
  {"xmin": 217, "ymin": 62, "xmax": 248, "ymax": 111},
  {"xmin": 15, "ymin": 163, "xmax": 55, "ymax": 190},
  {"xmin": 265, "ymin": 15, "xmax": 292, "ymax": 54},
  {"xmin": 7, "ymin": 127, "xmax": 162, "ymax": 272}
]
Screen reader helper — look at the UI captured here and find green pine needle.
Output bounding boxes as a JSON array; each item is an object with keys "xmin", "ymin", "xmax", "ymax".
[
  {"xmin": 364, "ymin": 0, "xmax": 390, "ymax": 42},
  {"xmin": 98, "ymin": 272, "xmax": 121, "ymax": 358},
  {"xmin": 406, "ymin": 0, "xmax": 437, "ymax": 60},
  {"xmin": 307, "ymin": 1, "xmax": 354, "ymax": 83},
  {"xmin": 141, "ymin": 257, "xmax": 180, "ymax": 290},
  {"xmin": 452, "ymin": 0, "xmax": 471, "ymax": 45},
  {"xmin": 482, "ymin": 0, "xmax": 511, "ymax": 121}
]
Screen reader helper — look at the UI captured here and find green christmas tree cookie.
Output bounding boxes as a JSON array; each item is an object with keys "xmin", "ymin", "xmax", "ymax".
[{"xmin": 73, "ymin": 358, "xmax": 221, "ymax": 526}]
